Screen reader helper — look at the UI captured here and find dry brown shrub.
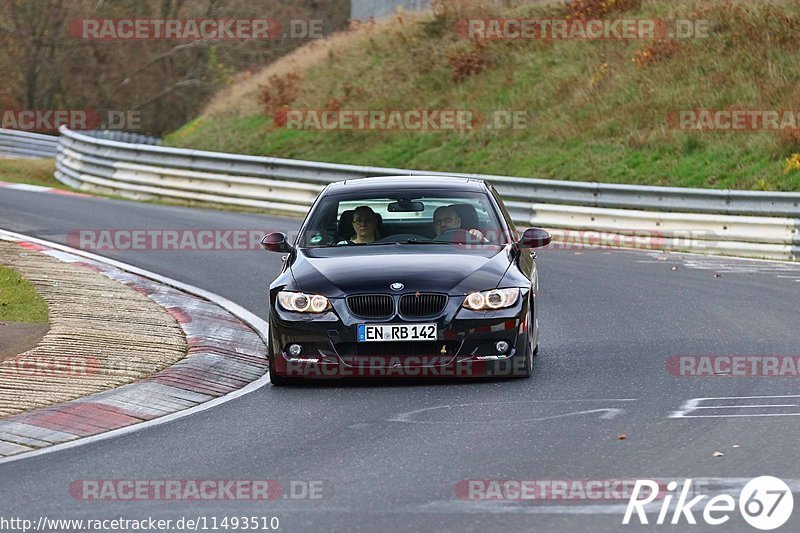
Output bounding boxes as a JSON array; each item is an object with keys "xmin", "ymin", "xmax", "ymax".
[
  {"xmin": 774, "ymin": 128, "xmax": 800, "ymax": 157},
  {"xmin": 257, "ymin": 73, "xmax": 303, "ymax": 116},
  {"xmin": 563, "ymin": 0, "xmax": 642, "ymax": 19},
  {"xmin": 632, "ymin": 40, "xmax": 680, "ymax": 67},
  {"xmin": 448, "ymin": 41, "xmax": 491, "ymax": 82}
]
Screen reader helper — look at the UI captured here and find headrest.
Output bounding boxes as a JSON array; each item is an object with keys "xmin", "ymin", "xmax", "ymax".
[{"xmin": 449, "ymin": 203, "xmax": 479, "ymax": 230}]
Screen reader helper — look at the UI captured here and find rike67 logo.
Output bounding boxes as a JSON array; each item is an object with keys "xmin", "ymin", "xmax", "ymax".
[{"xmin": 623, "ymin": 477, "xmax": 794, "ymax": 530}]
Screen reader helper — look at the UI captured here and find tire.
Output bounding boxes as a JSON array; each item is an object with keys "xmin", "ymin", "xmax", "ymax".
[
  {"xmin": 516, "ymin": 310, "xmax": 535, "ymax": 379},
  {"xmin": 518, "ymin": 341, "xmax": 533, "ymax": 379}
]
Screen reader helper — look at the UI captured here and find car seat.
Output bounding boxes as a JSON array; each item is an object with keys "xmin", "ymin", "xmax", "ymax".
[
  {"xmin": 337, "ymin": 210, "xmax": 355, "ymax": 241},
  {"xmin": 449, "ymin": 204, "xmax": 480, "ymax": 231},
  {"xmin": 337, "ymin": 210, "xmax": 383, "ymax": 241}
]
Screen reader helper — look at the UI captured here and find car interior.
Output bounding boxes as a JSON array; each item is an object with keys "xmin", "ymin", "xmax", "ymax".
[
  {"xmin": 335, "ymin": 203, "xmax": 485, "ymax": 241},
  {"xmin": 307, "ymin": 198, "xmax": 505, "ymax": 246}
]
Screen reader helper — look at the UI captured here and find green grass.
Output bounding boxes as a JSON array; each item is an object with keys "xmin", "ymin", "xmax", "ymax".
[
  {"xmin": 0, "ymin": 158, "xmax": 64, "ymax": 189},
  {"xmin": 0, "ymin": 265, "xmax": 48, "ymax": 323},
  {"xmin": 165, "ymin": 0, "xmax": 800, "ymax": 191}
]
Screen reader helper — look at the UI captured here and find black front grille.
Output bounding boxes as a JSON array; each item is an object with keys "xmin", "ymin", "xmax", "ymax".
[
  {"xmin": 346, "ymin": 294, "xmax": 394, "ymax": 318},
  {"xmin": 335, "ymin": 341, "xmax": 461, "ymax": 358},
  {"xmin": 399, "ymin": 293, "xmax": 448, "ymax": 317}
]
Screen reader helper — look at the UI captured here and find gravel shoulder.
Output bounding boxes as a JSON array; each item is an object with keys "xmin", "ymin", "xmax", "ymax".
[{"xmin": 0, "ymin": 240, "xmax": 187, "ymax": 417}]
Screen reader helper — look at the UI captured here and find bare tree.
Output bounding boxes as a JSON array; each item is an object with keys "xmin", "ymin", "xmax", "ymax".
[{"xmin": 0, "ymin": 0, "xmax": 351, "ymax": 134}]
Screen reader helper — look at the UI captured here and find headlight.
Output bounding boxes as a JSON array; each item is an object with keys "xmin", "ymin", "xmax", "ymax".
[
  {"xmin": 278, "ymin": 291, "xmax": 331, "ymax": 313},
  {"xmin": 462, "ymin": 288, "xmax": 519, "ymax": 311}
]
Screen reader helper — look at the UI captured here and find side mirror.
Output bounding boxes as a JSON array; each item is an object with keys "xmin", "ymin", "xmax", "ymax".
[
  {"xmin": 261, "ymin": 232, "xmax": 293, "ymax": 252},
  {"xmin": 516, "ymin": 228, "xmax": 552, "ymax": 249}
]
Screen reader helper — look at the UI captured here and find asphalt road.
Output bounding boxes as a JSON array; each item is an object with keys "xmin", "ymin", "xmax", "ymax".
[{"xmin": 2, "ymin": 188, "xmax": 800, "ymax": 532}]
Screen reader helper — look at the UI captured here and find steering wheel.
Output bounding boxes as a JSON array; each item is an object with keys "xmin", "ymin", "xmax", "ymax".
[
  {"xmin": 434, "ymin": 228, "xmax": 470, "ymax": 243},
  {"xmin": 435, "ymin": 228, "xmax": 489, "ymax": 244},
  {"xmin": 374, "ymin": 233, "xmax": 430, "ymax": 243}
]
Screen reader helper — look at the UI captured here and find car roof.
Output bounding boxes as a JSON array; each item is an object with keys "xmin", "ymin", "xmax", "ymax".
[{"xmin": 326, "ymin": 175, "xmax": 487, "ymax": 194}]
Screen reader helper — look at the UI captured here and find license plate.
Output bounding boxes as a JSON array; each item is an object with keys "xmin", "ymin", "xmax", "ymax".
[{"xmin": 357, "ymin": 323, "xmax": 437, "ymax": 342}]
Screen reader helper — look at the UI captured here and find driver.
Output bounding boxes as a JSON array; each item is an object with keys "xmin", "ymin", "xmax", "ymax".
[
  {"xmin": 433, "ymin": 206, "xmax": 485, "ymax": 241},
  {"xmin": 339, "ymin": 205, "xmax": 379, "ymax": 244}
]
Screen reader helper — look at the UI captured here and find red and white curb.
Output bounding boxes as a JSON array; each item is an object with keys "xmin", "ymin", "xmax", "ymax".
[{"xmin": 0, "ymin": 229, "xmax": 270, "ymax": 463}]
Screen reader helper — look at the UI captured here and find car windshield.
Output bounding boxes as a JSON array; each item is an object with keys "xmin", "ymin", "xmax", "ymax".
[{"xmin": 298, "ymin": 189, "xmax": 511, "ymax": 248}]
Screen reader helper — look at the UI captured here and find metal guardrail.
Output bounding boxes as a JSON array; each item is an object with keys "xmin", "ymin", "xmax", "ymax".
[
  {"xmin": 41, "ymin": 126, "xmax": 797, "ymax": 260},
  {"xmin": 81, "ymin": 130, "xmax": 162, "ymax": 146},
  {"xmin": 0, "ymin": 128, "xmax": 159, "ymax": 159},
  {"xmin": 54, "ymin": 127, "xmax": 800, "ymax": 217},
  {"xmin": 0, "ymin": 129, "xmax": 59, "ymax": 159}
]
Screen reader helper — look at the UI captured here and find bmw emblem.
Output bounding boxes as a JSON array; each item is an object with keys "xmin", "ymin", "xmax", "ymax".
[{"xmin": 390, "ymin": 282, "xmax": 404, "ymax": 291}]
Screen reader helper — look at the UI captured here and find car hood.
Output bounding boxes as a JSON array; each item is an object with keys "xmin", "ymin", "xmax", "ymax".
[{"xmin": 290, "ymin": 245, "xmax": 513, "ymax": 297}]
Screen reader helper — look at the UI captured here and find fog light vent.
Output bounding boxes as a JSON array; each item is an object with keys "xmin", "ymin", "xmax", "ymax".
[{"xmin": 288, "ymin": 344, "xmax": 302, "ymax": 357}]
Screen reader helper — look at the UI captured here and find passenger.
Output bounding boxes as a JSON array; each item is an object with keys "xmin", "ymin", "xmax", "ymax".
[
  {"xmin": 432, "ymin": 206, "xmax": 485, "ymax": 241},
  {"xmin": 340, "ymin": 205, "xmax": 379, "ymax": 244}
]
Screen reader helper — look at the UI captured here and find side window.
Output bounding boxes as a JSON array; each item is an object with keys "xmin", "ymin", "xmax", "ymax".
[
  {"xmin": 489, "ymin": 185, "xmax": 517, "ymax": 242},
  {"xmin": 303, "ymin": 201, "xmax": 339, "ymax": 247}
]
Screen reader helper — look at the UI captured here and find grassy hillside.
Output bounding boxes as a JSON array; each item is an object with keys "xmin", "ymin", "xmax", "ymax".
[{"xmin": 166, "ymin": 0, "xmax": 800, "ymax": 191}]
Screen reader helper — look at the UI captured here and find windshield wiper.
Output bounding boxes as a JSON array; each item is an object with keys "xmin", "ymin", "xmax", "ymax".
[
  {"xmin": 328, "ymin": 240, "xmax": 460, "ymax": 246},
  {"xmin": 334, "ymin": 241, "xmax": 403, "ymax": 247},
  {"xmin": 354, "ymin": 240, "xmax": 449, "ymax": 245},
  {"xmin": 401, "ymin": 239, "xmax": 453, "ymax": 244}
]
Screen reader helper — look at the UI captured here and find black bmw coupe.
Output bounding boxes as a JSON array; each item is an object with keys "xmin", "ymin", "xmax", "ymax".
[{"xmin": 262, "ymin": 176, "xmax": 551, "ymax": 385}]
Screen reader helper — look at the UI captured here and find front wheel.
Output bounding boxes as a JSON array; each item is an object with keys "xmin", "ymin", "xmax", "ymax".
[
  {"xmin": 518, "ymin": 343, "xmax": 533, "ymax": 379},
  {"xmin": 515, "ymin": 311, "xmax": 535, "ymax": 379}
]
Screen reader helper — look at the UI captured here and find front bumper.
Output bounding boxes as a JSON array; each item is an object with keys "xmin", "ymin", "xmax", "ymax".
[{"xmin": 269, "ymin": 292, "xmax": 531, "ymax": 379}]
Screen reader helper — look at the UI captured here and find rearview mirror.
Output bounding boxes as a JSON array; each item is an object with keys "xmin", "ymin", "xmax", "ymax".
[
  {"xmin": 261, "ymin": 232, "xmax": 293, "ymax": 252},
  {"xmin": 516, "ymin": 228, "xmax": 552, "ymax": 249},
  {"xmin": 388, "ymin": 200, "xmax": 424, "ymax": 212}
]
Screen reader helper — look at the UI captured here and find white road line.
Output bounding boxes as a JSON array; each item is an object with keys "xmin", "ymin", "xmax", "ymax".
[
  {"xmin": 670, "ymin": 395, "xmax": 800, "ymax": 419},
  {"xmin": 691, "ymin": 394, "xmax": 800, "ymax": 400},
  {"xmin": 388, "ymin": 399, "xmax": 636, "ymax": 424},
  {"xmin": 673, "ymin": 414, "xmax": 800, "ymax": 418},
  {"xmin": 692, "ymin": 404, "xmax": 798, "ymax": 409},
  {"xmin": 650, "ymin": 250, "xmax": 800, "ymax": 266},
  {"xmin": 0, "ymin": 227, "xmax": 271, "ymax": 467}
]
